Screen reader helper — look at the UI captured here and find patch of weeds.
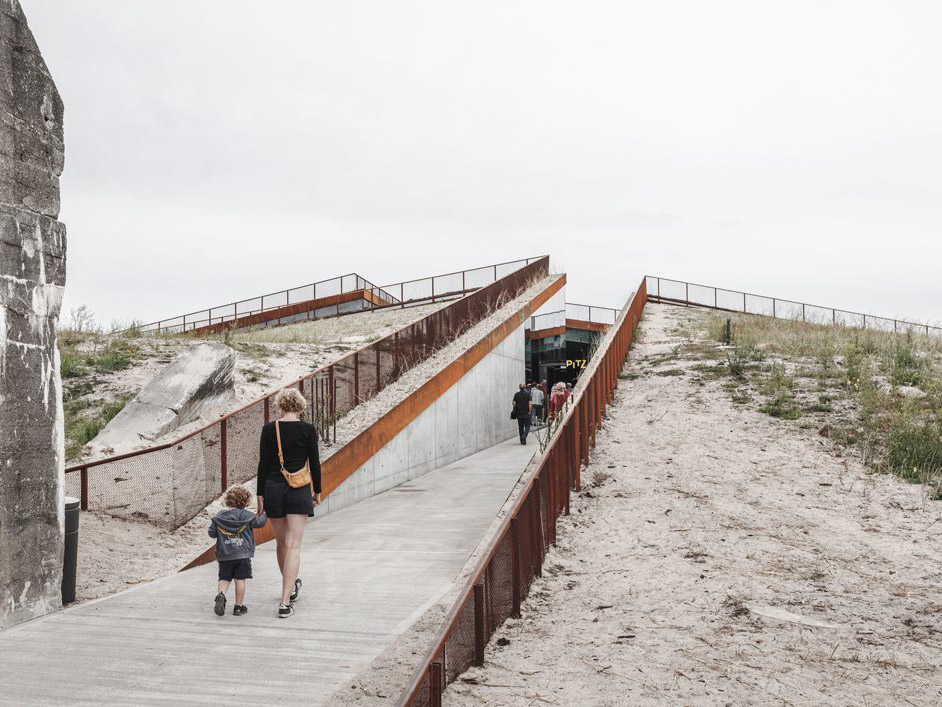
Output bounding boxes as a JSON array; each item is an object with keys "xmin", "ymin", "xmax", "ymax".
[
  {"xmin": 886, "ymin": 423, "xmax": 942, "ymax": 483},
  {"xmin": 59, "ymin": 348, "xmax": 87, "ymax": 378},
  {"xmin": 242, "ymin": 367, "xmax": 264, "ymax": 383},
  {"xmin": 726, "ymin": 345, "xmax": 759, "ymax": 379},
  {"xmin": 693, "ymin": 362, "xmax": 728, "ymax": 381},
  {"xmin": 759, "ymin": 396, "xmax": 802, "ymax": 420},
  {"xmin": 806, "ymin": 401, "xmax": 832, "ymax": 413},
  {"xmin": 94, "ymin": 341, "xmax": 137, "ymax": 372},
  {"xmin": 64, "ymin": 394, "xmax": 133, "ymax": 461},
  {"xmin": 731, "ymin": 390, "xmax": 752, "ymax": 405},
  {"xmin": 656, "ymin": 368, "xmax": 685, "ymax": 377},
  {"xmin": 890, "ymin": 339, "xmax": 923, "ymax": 387}
]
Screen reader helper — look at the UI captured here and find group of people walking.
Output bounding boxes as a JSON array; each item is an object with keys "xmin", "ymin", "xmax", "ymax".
[
  {"xmin": 511, "ymin": 379, "xmax": 574, "ymax": 445},
  {"xmin": 208, "ymin": 377, "xmax": 577, "ymax": 617}
]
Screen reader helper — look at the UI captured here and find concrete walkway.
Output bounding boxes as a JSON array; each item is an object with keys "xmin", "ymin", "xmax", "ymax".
[{"xmin": 0, "ymin": 438, "xmax": 535, "ymax": 706}]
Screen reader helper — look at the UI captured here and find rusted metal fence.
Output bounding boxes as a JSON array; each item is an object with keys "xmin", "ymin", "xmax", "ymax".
[
  {"xmin": 397, "ymin": 278, "xmax": 648, "ymax": 707},
  {"xmin": 65, "ymin": 257, "xmax": 551, "ymax": 528},
  {"xmin": 647, "ymin": 276, "xmax": 942, "ymax": 337},
  {"xmin": 128, "ymin": 258, "xmax": 541, "ymax": 335}
]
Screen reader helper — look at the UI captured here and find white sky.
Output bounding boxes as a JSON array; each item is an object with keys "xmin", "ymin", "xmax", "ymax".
[{"xmin": 24, "ymin": 1, "xmax": 942, "ymax": 326}]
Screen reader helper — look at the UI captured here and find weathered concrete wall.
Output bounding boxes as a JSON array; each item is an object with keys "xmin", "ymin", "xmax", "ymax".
[
  {"xmin": 92, "ymin": 343, "xmax": 235, "ymax": 455},
  {"xmin": 325, "ymin": 323, "xmax": 525, "ymax": 514},
  {"xmin": 0, "ymin": 0, "xmax": 67, "ymax": 629}
]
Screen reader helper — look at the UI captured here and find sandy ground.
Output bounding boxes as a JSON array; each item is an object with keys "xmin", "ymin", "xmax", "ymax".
[
  {"xmin": 444, "ymin": 303, "xmax": 942, "ymax": 707},
  {"xmin": 73, "ymin": 277, "xmax": 556, "ymax": 603}
]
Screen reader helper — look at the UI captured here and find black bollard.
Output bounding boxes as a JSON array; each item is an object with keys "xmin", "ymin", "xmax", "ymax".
[{"xmin": 62, "ymin": 496, "xmax": 80, "ymax": 604}]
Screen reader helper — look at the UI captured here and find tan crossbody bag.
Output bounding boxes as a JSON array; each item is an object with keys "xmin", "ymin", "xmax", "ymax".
[{"xmin": 275, "ymin": 420, "xmax": 313, "ymax": 489}]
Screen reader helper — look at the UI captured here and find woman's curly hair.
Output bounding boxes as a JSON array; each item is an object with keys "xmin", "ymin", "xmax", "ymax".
[
  {"xmin": 224, "ymin": 486, "xmax": 252, "ymax": 510},
  {"xmin": 275, "ymin": 387, "xmax": 306, "ymax": 416}
]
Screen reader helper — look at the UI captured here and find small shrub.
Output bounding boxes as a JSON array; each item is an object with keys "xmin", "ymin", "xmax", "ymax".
[
  {"xmin": 886, "ymin": 423, "xmax": 942, "ymax": 482},
  {"xmin": 59, "ymin": 348, "xmax": 87, "ymax": 378}
]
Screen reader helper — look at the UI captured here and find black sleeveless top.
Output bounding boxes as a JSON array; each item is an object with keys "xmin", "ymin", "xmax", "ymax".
[{"xmin": 256, "ymin": 420, "xmax": 322, "ymax": 495}]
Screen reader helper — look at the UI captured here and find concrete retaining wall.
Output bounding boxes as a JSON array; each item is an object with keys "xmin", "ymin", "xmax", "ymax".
[{"xmin": 325, "ymin": 323, "xmax": 525, "ymax": 514}]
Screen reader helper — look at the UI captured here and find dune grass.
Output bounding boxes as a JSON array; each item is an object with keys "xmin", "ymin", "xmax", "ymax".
[{"xmin": 688, "ymin": 311, "xmax": 942, "ymax": 499}]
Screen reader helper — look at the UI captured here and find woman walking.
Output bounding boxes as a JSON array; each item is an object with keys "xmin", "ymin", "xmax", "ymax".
[{"xmin": 256, "ymin": 388, "xmax": 322, "ymax": 618}]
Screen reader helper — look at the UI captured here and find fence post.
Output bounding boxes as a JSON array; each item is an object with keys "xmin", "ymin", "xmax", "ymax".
[
  {"xmin": 511, "ymin": 517, "xmax": 521, "ymax": 618},
  {"xmin": 376, "ymin": 347, "xmax": 381, "ymax": 393},
  {"xmin": 264, "ymin": 396, "xmax": 270, "ymax": 424},
  {"xmin": 743, "ymin": 291, "xmax": 746, "ymax": 312},
  {"xmin": 220, "ymin": 419, "xmax": 228, "ymax": 493},
  {"xmin": 581, "ymin": 400, "xmax": 589, "ymax": 469},
  {"xmin": 80, "ymin": 467, "xmax": 88, "ymax": 511},
  {"xmin": 328, "ymin": 365, "xmax": 335, "ymax": 427},
  {"xmin": 354, "ymin": 351, "xmax": 359, "ymax": 402},
  {"xmin": 473, "ymin": 583, "xmax": 486, "ymax": 666},
  {"xmin": 430, "ymin": 662, "xmax": 443, "ymax": 707}
]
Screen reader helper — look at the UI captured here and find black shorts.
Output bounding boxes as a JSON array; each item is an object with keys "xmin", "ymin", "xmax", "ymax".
[
  {"xmin": 263, "ymin": 478, "xmax": 314, "ymax": 518},
  {"xmin": 218, "ymin": 558, "xmax": 252, "ymax": 581}
]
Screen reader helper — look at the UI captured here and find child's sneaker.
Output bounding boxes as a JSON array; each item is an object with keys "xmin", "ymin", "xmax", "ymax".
[
  {"xmin": 233, "ymin": 605, "xmax": 248, "ymax": 616},
  {"xmin": 290, "ymin": 578, "xmax": 302, "ymax": 603},
  {"xmin": 214, "ymin": 592, "xmax": 226, "ymax": 616},
  {"xmin": 278, "ymin": 603, "xmax": 294, "ymax": 619}
]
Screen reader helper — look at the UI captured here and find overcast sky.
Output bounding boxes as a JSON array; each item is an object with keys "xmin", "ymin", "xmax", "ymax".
[{"xmin": 24, "ymin": 1, "xmax": 942, "ymax": 326}]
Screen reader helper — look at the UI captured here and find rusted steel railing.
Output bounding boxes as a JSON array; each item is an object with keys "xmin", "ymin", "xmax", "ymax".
[
  {"xmin": 127, "ymin": 257, "xmax": 542, "ymax": 335},
  {"xmin": 65, "ymin": 257, "xmax": 551, "ymax": 528},
  {"xmin": 396, "ymin": 277, "xmax": 648, "ymax": 707},
  {"xmin": 646, "ymin": 275, "xmax": 942, "ymax": 337}
]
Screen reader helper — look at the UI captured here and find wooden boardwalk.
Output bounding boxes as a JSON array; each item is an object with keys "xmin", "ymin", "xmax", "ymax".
[{"xmin": 0, "ymin": 438, "xmax": 534, "ymax": 706}]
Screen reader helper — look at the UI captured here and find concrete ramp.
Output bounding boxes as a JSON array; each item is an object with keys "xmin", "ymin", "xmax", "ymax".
[{"xmin": 0, "ymin": 439, "xmax": 535, "ymax": 706}]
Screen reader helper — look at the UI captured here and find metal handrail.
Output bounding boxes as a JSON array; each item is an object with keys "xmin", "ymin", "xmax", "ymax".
[
  {"xmin": 646, "ymin": 276, "xmax": 942, "ymax": 336},
  {"xmin": 125, "ymin": 257, "xmax": 544, "ymax": 335},
  {"xmin": 397, "ymin": 277, "xmax": 648, "ymax": 705}
]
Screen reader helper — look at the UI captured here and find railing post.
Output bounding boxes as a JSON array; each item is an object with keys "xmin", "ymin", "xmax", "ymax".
[
  {"xmin": 354, "ymin": 351, "xmax": 359, "ymax": 402},
  {"xmin": 743, "ymin": 291, "xmax": 746, "ymax": 313},
  {"xmin": 685, "ymin": 282, "xmax": 689, "ymax": 304},
  {"xmin": 220, "ymin": 419, "xmax": 228, "ymax": 493},
  {"xmin": 328, "ymin": 365, "xmax": 335, "ymax": 431},
  {"xmin": 264, "ymin": 396, "xmax": 270, "ymax": 423},
  {"xmin": 473, "ymin": 583, "xmax": 485, "ymax": 666},
  {"xmin": 511, "ymin": 517, "xmax": 521, "ymax": 618},
  {"xmin": 80, "ymin": 467, "xmax": 88, "ymax": 511},
  {"xmin": 430, "ymin": 662, "xmax": 443, "ymax": 707}
]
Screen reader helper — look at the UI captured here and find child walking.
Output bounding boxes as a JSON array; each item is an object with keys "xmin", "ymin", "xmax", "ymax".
[{"xmin": 209, "ymin": 486, "xmax": 268, "ymax": 616}]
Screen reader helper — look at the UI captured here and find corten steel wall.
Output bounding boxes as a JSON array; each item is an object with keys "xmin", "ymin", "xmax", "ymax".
[
  {"xmin": 397, "ymin": 278, "xmax": 648, "ymax": 707},
  {"xmin": 64, "ymin": 257, "xmax": 551, "ymax": 528},
  {"xmin": 647, "ymin": 275, "xmax": 942, "ymax": 337}
]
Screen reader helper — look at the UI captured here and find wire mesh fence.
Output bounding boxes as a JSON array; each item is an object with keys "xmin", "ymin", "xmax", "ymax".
[
  {"xmin": 66, "ymin": 257, "xmax": 551, "ymax": 529},
  {"xmin": 397, "ymin": 277, "xmax": 649, "ymax": 707},
  {"xmin": 646, "ymin": 276, "xmax": 942, "ymax": 337}
]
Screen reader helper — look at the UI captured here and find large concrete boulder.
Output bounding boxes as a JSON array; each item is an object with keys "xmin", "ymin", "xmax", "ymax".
[
  {"xmin": 0, "ymin": 1, "xmax": 68, "ymax": 629},
  {"xmin": 92, "ymin": 343, "xmax": 236, "ymax": 453}
]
